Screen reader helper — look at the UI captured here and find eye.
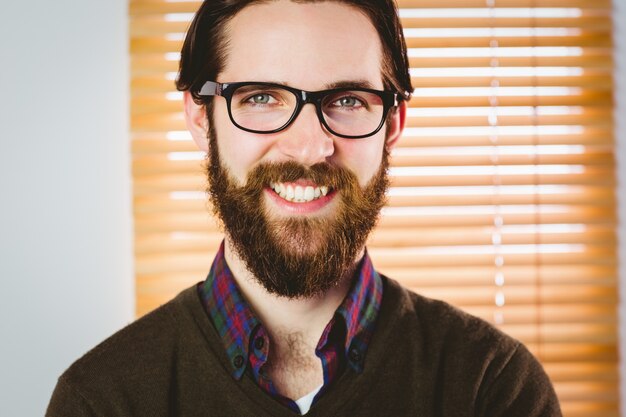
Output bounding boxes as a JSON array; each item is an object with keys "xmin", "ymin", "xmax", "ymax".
[
  {"xmin": 331, "ymin": 94, "xmax": 367, "ymax": 109},
  {"xmin": 246, "ymin": 93, "xmax": 276, "ymax": 105},
  {"xmin": 338, "ymin": 96, "xmax": 360, "ymax": 107}
]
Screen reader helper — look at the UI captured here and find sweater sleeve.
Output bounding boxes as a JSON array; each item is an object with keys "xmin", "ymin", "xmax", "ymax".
[
  {"xmin": 46, "ymin": 377, "xmax": 99, "ymax": 417},
  {"xmin": 477, "ymin": 343, "xmax": 562, "ymax": 417}
]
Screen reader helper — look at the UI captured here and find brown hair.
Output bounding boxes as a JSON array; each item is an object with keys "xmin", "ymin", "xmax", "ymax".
[{"xmin": 175, "ymin": 0, "xmax": 413, "ymax": 109}]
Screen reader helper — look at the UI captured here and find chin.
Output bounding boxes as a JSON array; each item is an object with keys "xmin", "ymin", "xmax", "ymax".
[{"xmin": 269, "ymin": 217, "xmax": 330, "ymax": 256}]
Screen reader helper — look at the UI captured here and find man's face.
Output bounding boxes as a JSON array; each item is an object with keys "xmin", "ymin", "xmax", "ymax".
[
  {"xmin": 188, "ymin": 0, "xmax": 404, "ymax": 297},
  {"xmin": 215, "ymin": 0, "xmax": 391, "ymax": 187}
]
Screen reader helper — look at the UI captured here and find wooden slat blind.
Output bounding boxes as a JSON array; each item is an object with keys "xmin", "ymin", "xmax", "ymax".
[{"xmin": 129, "ymin": 1, "xmax": 618, "ymax": 415}]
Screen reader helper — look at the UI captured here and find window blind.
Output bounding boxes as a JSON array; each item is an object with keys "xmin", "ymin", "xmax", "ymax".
[{"xmin": 130, "ymin": 1, "xmax": 617, "ymax": 415}]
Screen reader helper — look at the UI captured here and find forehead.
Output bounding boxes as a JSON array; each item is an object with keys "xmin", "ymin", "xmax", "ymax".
[{"xmin": 220, "ymin": 0, "xmax": 384, "ymax": 90}]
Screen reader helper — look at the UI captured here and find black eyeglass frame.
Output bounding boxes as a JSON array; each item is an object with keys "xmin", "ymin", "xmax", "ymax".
[{"xmin": 198, "ymin": 81, "xmax": 404, "ymax": 139}]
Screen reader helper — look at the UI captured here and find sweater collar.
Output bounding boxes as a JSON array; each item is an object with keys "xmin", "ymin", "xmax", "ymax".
[{"xmin": 198, "ymin": 241, "xmax": 382, "ymax": 378}]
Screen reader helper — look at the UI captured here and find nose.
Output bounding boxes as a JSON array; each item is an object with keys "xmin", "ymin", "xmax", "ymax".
[{"xmin": 275, "ymin": 103, "xmax": 334, "ymax": 166}]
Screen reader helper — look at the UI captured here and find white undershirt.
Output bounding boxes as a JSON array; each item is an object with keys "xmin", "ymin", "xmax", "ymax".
[{"xmin": 294, "ymin": 384, "xmax": 323, "ymax": 414}]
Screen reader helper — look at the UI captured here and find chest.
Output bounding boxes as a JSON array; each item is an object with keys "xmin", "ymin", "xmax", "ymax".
[{"xmin": 264, "ymin": 342, "xmax": 324, "ymax": 400}]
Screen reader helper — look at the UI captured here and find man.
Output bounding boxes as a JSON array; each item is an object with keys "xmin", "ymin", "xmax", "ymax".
[{"xmin": 47, "ymin": 0, "xmax": 562, "ymax": 415}]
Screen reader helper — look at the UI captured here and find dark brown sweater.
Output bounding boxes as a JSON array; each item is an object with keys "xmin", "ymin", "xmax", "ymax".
[{"xmin": 47, "ymin": 277, "xmax": 562, "ymax": 416}]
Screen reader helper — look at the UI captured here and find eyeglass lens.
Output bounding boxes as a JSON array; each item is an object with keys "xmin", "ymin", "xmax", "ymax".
[{"xmin": 229, "ymin": 84, "xmax": 385, "ymax": 137}]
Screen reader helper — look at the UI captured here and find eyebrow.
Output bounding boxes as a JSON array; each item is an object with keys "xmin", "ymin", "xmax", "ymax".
[
  {"xmin": 246, "ymin": 79, "xmax": 379, "ymax": 91},
  {"xmin": 266, "ymin": 80, "xmax": 377, "ymax": 90},
  {"xmin": 324, "ymin": 80, "xmax": 377, "ymax": 90}
]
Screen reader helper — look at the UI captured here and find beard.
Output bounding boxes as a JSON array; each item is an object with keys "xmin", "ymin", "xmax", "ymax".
[{"xmin": 205, "ymin": 126, "xmax": 390, "ymax": 299}]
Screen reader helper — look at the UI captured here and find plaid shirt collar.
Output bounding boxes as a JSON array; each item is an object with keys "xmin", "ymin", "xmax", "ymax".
[{"xmin": 198, "ymin": 241, "xmax": 383, "ymax": 380}]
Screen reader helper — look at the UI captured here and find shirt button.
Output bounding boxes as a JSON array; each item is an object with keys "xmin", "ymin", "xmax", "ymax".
[
  {"xmin": 349, "ymin": 348, "xmax": 362, "ymax": 364},
  {"xmin": 254, "ymin": 337, "xmax": 265, "ymax": 350},
  {"xmin": 233, "ymin": 355, "xmax": 245, "ymax": 369}
]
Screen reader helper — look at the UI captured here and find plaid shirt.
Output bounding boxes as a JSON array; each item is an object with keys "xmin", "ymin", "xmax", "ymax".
[{"xmin": 197, "ymin": 241, "xmax": 383, "ymax": 414}]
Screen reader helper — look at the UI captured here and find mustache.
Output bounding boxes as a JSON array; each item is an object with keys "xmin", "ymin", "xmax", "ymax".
[{"xmin": 243, "ymin": 161, "xmax": 358, "ymax": 191}]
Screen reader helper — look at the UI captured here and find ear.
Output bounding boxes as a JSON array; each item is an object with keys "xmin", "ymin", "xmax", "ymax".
[
  {"xmin": 385, "ymin": 100, "xmax": 407, "ymax": 151},
  {"xmin": 183, "ymin": 91, "xmax": 209, "ymax": 152}
]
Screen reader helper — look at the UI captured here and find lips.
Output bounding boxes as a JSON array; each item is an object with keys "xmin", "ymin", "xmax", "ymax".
[{"xmin": 269, "ymin": 182, "xmax": 330, "ymax": 203}]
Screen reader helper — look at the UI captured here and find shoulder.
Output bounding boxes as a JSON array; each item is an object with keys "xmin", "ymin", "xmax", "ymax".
[
  {"xmin": 57, "ymin": 284, "xmax": 199, "ymax": 392},
  {"xmin": 379, "ymin": 275, "xmax": 526, "ymax": 378},
  {"xmin": 383, "ymin": 277, "xmax": 509, "ymax": 338},
  {"xmin": 47, "ymin": 283, "xmax": 242, "ymax": 416},
  {"xmin": 377, "ymin": 276, "xmax": 561, "ymax": 416},
  {"xmin": 383, "ymin": 278, "xmax": 560, "ymax": 410},
  {"xmin": 48, "ymin": 285, "xmax": 205, "ymax": 416}
]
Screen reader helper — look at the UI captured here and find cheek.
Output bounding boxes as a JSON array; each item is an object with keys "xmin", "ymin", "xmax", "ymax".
[
  {"xmin": 334, "ymin": 136, "xmax": 386, "ymax": 187},
  {"xmin": 212, "ymin": 108, "xmax": 275, "ymax": 184}
]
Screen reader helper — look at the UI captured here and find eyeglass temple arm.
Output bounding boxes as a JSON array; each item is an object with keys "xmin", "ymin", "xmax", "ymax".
[
  {"xmin": 199, "ymin": 81, "xmax": 224, "ymax": 96},
  {"xmin": 397, "ymin": 90, "xmax": 411, "ymax": 104}
]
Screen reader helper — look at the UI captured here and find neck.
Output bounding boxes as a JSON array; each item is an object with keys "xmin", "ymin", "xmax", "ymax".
[{"xmin": 223, "ymin": 237, "xmax": 361, "ymax": 343}]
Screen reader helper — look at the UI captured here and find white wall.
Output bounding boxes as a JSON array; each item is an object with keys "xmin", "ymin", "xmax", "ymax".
[
  {"xmin": 0, "ymin": 1, "xmax": 133, "ymax": 416},
  {"xmin": 617, "ymin": 0, "xmax": 626, "ymax": 415}
]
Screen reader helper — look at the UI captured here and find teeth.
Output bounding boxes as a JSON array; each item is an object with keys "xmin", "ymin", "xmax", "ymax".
[
  {"xmin": 270, "ymin": 183, "xmax": 331, "ymax": 203},
  {"xmin": 294, "ymin": 186, "xmax": 304, "ymax": 201},
  {"xmin": 304, "ymin": 186, "xmax": 314, "ymax": 201}
]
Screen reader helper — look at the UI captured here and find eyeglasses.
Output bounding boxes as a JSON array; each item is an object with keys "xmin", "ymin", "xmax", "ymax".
[{"xmin": 198, "ymin": 81, "xmax": 403, "ymax": 139}]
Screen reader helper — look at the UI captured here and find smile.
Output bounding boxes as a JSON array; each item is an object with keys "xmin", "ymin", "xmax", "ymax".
[{"xmin": 270, "ymin": 182, "xmax": 330, "ymax": 203}]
